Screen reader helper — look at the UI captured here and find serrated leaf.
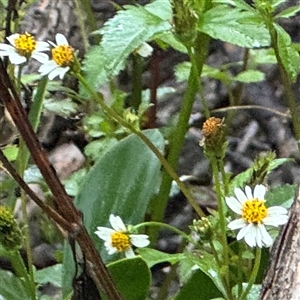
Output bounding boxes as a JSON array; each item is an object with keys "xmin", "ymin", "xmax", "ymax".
[
  {"xmin": 234, "ymin": 70, "xmax": 265, "ymax": 83},
  {"xmin": 83, "ymin": 0, "xmax": 171, "ymax": 91},
  {"xmin": 154, "ymin": 31, "xmax": 188, "ymax": 53},
  {"xmin": 199, "ymin": 5, "xmax": 270, "ymax": 48},
  {"xmin": 275, "ymin": 24, "xmax": 300, "ymax": 82},
  {"xmin": 266, "ymin": 184, "xmax": 296, "ymax": 209},
  {"xmin": 138, "ymin": 248, "xmax": 185, "ymax": 268},
  {"xmin": 275, "ymin": 5, "xmax": 300, "ymax": 19}
]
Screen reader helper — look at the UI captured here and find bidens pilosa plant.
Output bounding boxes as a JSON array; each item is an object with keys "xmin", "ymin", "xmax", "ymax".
[{"xmin": 0, "ymin": 0, "xmax": 299, "ymax": 299}]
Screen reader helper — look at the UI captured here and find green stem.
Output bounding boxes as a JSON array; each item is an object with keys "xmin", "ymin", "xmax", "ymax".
[
  {"xmin": 131, "ymin": 54, "xmax": 143, "ymax": 110},
  {"xmin": 239, "ymin": 247, "xmax": 261, "ymax": 300},
  {"xmin": 14, "ymin": 76, "xmax": 48, "ymax": 287},
  {"xmin": 135, "ymin": 221, "xmax": 195, "ymax": 244},
  {"xmin": 76, "ymin": 72, "xmax": 205, "ymax": 218},
  {"xmin": 8, "ymin": 249, "xmax": 35, "ymax": 299},
  {"xmin": 150, "ymin": 34, "xmax": 210, "ymax": 229},
  {"xmin": 266, "ymin": 19, "xmax": 300, "ymax": 151},
  {"xmin": 211, "ymin": 155, "xmax": 232, "ymax": 299}
]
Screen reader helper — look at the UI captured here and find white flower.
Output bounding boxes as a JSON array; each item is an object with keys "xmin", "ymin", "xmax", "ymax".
[
  {"xmin": 38, "ymin": 33, "xmax": 75, "ymax": 80},
  {"xmin": 226, "ymin": 185, "xmax": 288, "ymax": 248},
  {"xmin": 95, "ymin": 214, "xmax": 150, "ymax": 258},
  {"xmin": 135, "ymin": 42, "xmax": 153, "ymax": 57},
  {"xmin": 0, "ymin": 32, "xmax": 49, "ymax": 64}
]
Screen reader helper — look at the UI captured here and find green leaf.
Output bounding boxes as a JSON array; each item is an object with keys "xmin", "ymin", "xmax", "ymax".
[
  {"xmin": 63, "ymin": 168, "xmax": 88, "ymax": 197},
  {"xmin": 83, "ymin": 0, "xmax": 171, "ymax": 91},
  {"xmin": 234, "ymin": 70, "xmax": 265, "ymax": 83},
  {"xmin": 174, "ymin": 268, "xmax": 223, "ymax": 300},
  {"xmin": 35, "ymin": 264, "xmax": 62, "ymax": 288},
  {"xmin": 101, "ymin": 257, "xmax": 151, "ymax": 300},
  {"xmin": 154, "ymin": 31, "xmax": 188, "ymax": 53},
  {"xmin": 275, "ymin": 5, "xmax": 300, "ymax": 19},
  {"xmin": 62, "ymin": 129, "xmax": 164, "ymax": 296},
  {"xmin": 232, "ymin": 283, "xmax": 261, "ymax": 300},
  {"xmin": 179, "ymin": 252, "xmax": 226, "ymax": 296},
  {"xmin": 2, "ymin": 145, "xmax": 18, "ymax": 161},
  {"xmin": 44, "ymin": 98, "xmax": 78, "ymax": 117},
  {"xmin": 138, "ymin": 248, "xmax": 185, "ymax": 268},
  {"xmin": 199, "ymin": 5, "xmax": 270, "ymax": 48},
  {"xmin": 0, "ymin": 270, "xmax": 30, "ymax": 300},
  {"xmin": 84, "ymin": 137, "xmax": 119, "ymax": 162},
  {"xmin": 266, "ymin": 184, "xmax": 296, "ymax": 209},
  {"xmin": 275, "ymin": 24, "xmax": 300, "ymax": 82}
]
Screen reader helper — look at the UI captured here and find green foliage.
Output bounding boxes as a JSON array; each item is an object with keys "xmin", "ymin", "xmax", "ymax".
[
  {"xmin": 62, "ymin": 129, "xmax": 164, "ymax": 296},
  {"xmin": 0, "ymin": 269, "xmax": 29, "ymax": 300},
  {"xmin": 266, "ymin": 184, "xmax": 296, "ymax": 209},
  {"xmin": 177, "ymin": 251, "xmax": 225, "ymax": 298},
  {"xmin": 138, "ymin": 248, "xmax": 185, "ymax": 268},
  {"xmin": 35, "ymin": 264, "xmax": 62, "ymax": 288},
  {"xmin": 198, "ymin": 4, "xmax": 270, "ymax": 48},
  {"xmin": 233, "ymin": 70, "xmax": 265, "ymax": 83},
  {"xmin": 274, "ymin": 24, "xmax": 300, "ymax": 82},
  {"xmin": 101, "ymin": 257, "xmax": 151, "ymax": 300},
  {"xmin": 174, "ymin": 269, "xmax": 223, "ymax": 300},
  {"xmin": 83, "ymin": 0, "xmax": 171, "ymax": 92}
]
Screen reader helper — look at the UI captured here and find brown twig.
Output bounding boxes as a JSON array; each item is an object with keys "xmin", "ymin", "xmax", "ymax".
[{"xmin": 0, "ymin": 59, "xmax": 123, "ymax": 300}]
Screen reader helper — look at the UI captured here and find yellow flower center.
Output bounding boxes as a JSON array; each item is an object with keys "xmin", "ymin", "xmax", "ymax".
[
  {"xmin": 111, "ymin": 232, "xmax": 131, "ymax": 252},
  {"xmin": 14, "ymin": 32, "xmax": 36, "ymax": 57},
  {"xmin": 52, "ymin": 45, "xmax": 74, "ymax": 67},
  {"xmin": 242, "ymin": 199, "xmax": 267, "ymax": 224}
]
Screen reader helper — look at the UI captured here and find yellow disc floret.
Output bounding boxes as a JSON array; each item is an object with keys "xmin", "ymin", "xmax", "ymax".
[
  {"xmin": 14, "ymin": 32, "xmax": 36, "ymax": 57},
  {"xmin": 242, "ymin": 199, "xmax": 267, "ymax": 224},
  {"xmin": 52, "ymin": 45, "xmax": 74, "ymax": 67},
  {"xmin": 111, "ymin": 232, "xmax": 131, "ymax": 252}
]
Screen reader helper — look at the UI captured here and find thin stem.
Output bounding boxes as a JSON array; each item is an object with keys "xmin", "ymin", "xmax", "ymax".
[
  {"xmin": 76, "ymin": 73, "xmax": 205, "ymax": 219},
  {"xmin": 131, "ymin": 54, "xmax": 143, "ymax": 110},
  {"xmin": 8, "ymin": 249, "xmax": 35, "ymax": 299},
  {"xmin": 211, "ymin": 155, "xmax": 232, "ymax": 299},
  {"xmin": 239, "ymin": 247, "xmax": 261, "ymax": 300},
  {"xmin": 135, "ymin": 221, "xmax": 195, "ymax": 244},
  {"xmin": 266, "ymin": 18, "xmax": 300, "ymax": 151}
]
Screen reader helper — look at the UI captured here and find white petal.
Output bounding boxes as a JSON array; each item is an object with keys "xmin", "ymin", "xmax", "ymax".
[
  {"xmin": 257, "ymin": 224, "xmax": 273, "ymax": 247},
  {"xmin": 136, "ymin": 42, "xmax": 153, "ymax": 57},
  {"xmin": 0, "ymin": 44, "xmax": 15, "ymax": 52},
  {"xmin": 6, "ymin": 33, "xmax": 19, "ymax": 46},
  {"xmin": 55, "ymin": 33, "xmax": 68, "ymax": 45},
  {"xmin": 104, "ymin": 242, "xmax": 117, "ymax": 255},
  {"xmin": 254, "ymin": 226, "xmax": 262, "ymax": 248},
  {"xmin": 237, "ymin": 223, "xmax": 253, "ymax": 241},
  {"xmin": 36, "ymin": 41, "xmax": 50, "ymax": 51},
  {"xmin": 58, "ymin": 66, "xmax": 69, "ymax": 79},
  {"xmin": 109, "ymin": 214, "xmax": 126, "ymax": 232},
  {"xmin": 267, "ymin": 206, "xmax": 288, "ymax": 216},
  {"xmin": 234, "ymin": 187, "xmax": 247, "ymax": 204},
  {"xmin": 130, "ymin": 234, "xmax": 149, "ymax": 248},
  {"xmin": 9, "ymin": 53, "xmax": 26, "ymax": 64},
  {"xmin": 253, "ymin": 185, "xmax": 266, "ymax": 200},
  {"xmin": 38, "ymin": 60, "xmax": 57, "ymax": 74},
  {"xmin": 228, "ymin": 218, "xmax": 246, "ymax": 230},
  {"xmin": 245, "ymin": 186, "xmax": 253, "ymax": 200},
  {"xmin": 243, "ymin": 224, "xmax": 257, "ymax": 247},
  {"xmin": 32, "ymin": 52, "xmax": 49, "ymax": 63},
  {"xmin": 226, "ymin": 196, "xmax": 242, "ymax": 214},
  {"xmin": 95, "ymin": 227, "xmax": 115, "ymax": 241},
  {"xmin": 124, "ymin": 247, "xmax": 135, "ymax": 258},
  {"xmin": 263, "ymin": 215, "xmax": 288, "ymax": 226},
  {"xmin": 48, "ymin": 66, "xmax": 67, "ymax": 80}
]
